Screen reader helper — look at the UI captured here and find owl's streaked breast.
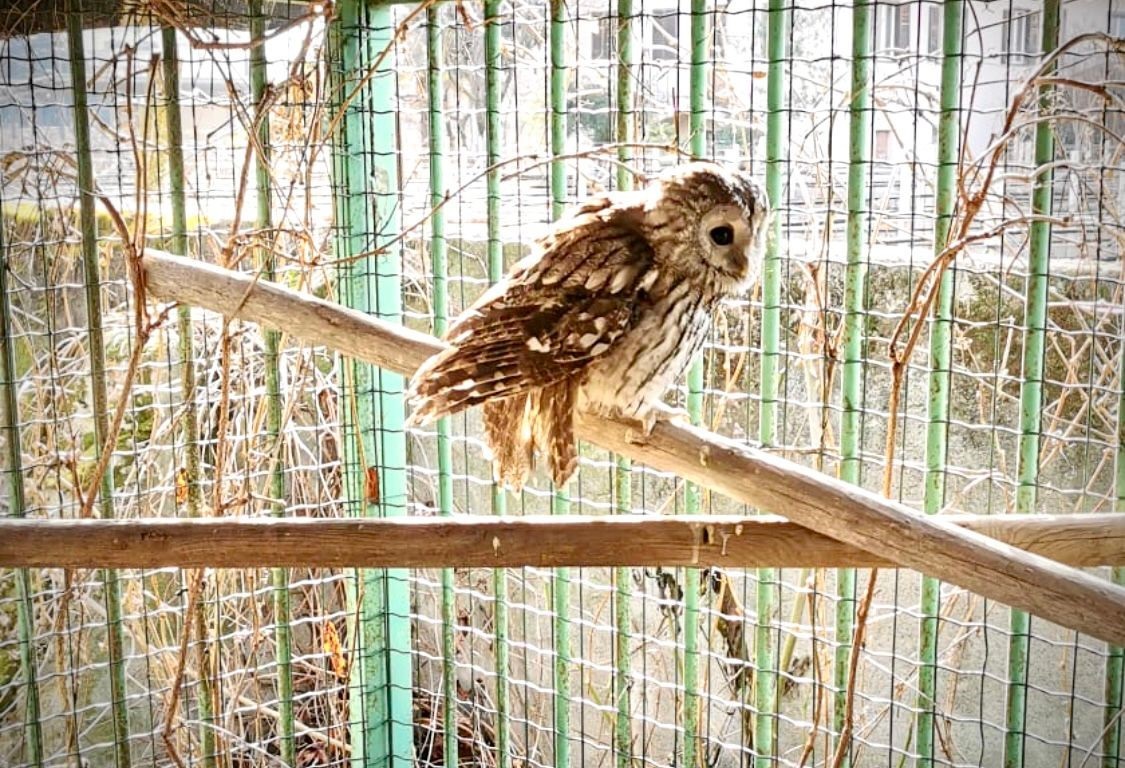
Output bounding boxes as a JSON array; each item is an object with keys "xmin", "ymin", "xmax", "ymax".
[{"xmin": 579, "ymin": 269, "xmax": 719, "ymax": 419}]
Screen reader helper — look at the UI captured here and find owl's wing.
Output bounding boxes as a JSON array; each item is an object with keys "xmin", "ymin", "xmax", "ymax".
[{"xmin": 406, "ymin": 200, "xmax": 655, "ymax": 425}]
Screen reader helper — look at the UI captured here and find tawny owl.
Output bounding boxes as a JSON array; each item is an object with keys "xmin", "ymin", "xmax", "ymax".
[{"xmin": 406, "ymin": 161, "xmax": 768, "ymax": 489}]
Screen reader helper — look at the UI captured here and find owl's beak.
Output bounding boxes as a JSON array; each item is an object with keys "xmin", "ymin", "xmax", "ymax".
[{"xmin": 724, "ymin": 246, "xmax": 752, "ymax": 284}]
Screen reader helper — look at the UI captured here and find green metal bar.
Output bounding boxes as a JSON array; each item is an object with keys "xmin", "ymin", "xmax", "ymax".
[
  {"xmin": 916, "ymin": 3, "xmax": 962, "ymax": 766},
  {"xmin": 1106, "ymin": 295, "xmax": 1125, "ymax": 765},
  {"xmin": 329, "ymin": 2, "xmax": 413, "ymax": 764},
  {"xmin": 159, "ymin": 27, "xmax": 215, "ymax": 768},
  {"xmin": 426, "ymin": 9, "xmax": 457, "ymax": 768},
  {"xmin": 759, "ymin": 0, "xmax": 784, "ymax": 458},
  {"xmin": 0, "ymin": 194, "xmax": 44, "ymax": 768},
  {"xmin": 613, "ymin": 1, "xmax": 635, "ymax": 765},
  {"xmin": 481, "ymin": 1, "xmax": 512, "ymax": 765},
  {"xmin": 548, "ymin": 3, "xmax": 571, "ymax": 764},
  {"xmin": 613, "ymin": 500, "xmax": 632, "ymax": 760},
  {"xmin": 1109, "ymin": 648, "xmax": 1125, "ymax": 767},
  {"xmin": 484, "ymin": 0, "xmax": 503, "ymax": 325},
  {"xmin": 67, "ymin": 13, "xmax": 133, "ymax": 767},
  {"xmin": 688, "ymin": 0, "xmax": 707, "ymax": 159},
  {"xmin": 551, "ymin": 515, "xmax": 572, "ymax": 767},
  {"xmin": 836, "ymin": 1, "xmax": 872, "ymax": 764},
  {"xmin": 682, "ymin": 3, "xmax": 709, "ymax": 765},
  {"xmin": 159, "ymin": 35, "xmax": 203, "ymax": 519},
  {"xmin": 755, "ymin": 0, "xmax": 786, "ymax": 761},
  {"xmin": 1006, "ymin": 3, "xmax": 1059, "ymax": 766},
  {"xmin": 244, "ymin": 9, "xmax": 297, "ymax": 766},
  {"xmin": 549, "ymin": 0, "xmax": 568, "ymax": 224}
]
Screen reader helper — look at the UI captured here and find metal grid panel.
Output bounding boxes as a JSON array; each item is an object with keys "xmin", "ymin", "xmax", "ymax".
[
  {"xmin": 1, "ymin": 6, "xmax": 351, "ymax": 766},
  {"xmin": 0, "ymin": 1, "xmax": 1122, "ymax": 767}
]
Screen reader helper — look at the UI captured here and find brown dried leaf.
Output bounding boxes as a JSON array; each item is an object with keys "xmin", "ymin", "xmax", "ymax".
[
  {"xmin": 175, "ymin": 467, "xmax": 189, "ymax": 505},
  {"xmin": 364, "ymin": 466, "xmax": 379, "ymax": 504},
  {"xmin": 322, "ymin": 621, "xmax": 348, "ymax": 680},
  {"xmin": 455, "ymin": 0, "xmax": 474, "ymax": 31}
]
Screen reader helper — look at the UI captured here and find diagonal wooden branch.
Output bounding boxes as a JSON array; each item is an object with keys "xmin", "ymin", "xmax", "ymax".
[
  {"xmin": 140, "ymin": 249, "xmax": 1125, "ymax": 645},
  {"xmin": 1, "ymin": 514, "xmax": 1123, "ymax": 570}
]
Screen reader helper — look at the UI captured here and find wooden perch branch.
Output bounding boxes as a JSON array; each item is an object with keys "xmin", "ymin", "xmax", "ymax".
[
  {"xmin": 1, "ymin": 514, "xmax": 1123, "ymax": 570},
  {"xmin": 140, "ymin": 250, "xmax": 1125, "ymax": 644}
]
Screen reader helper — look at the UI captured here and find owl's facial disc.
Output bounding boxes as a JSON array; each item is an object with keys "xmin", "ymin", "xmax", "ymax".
[
  {"xmin": 650, "ymin": 162, "xmax": 768, "ymax": 287},
  {"xmin": 697, "ymin": 202, "xmax": 760, "ymax": 284}
]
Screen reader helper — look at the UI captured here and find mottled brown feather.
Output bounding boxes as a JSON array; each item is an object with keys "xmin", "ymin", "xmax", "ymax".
[
  {"xmin": 405, "ymin": 201, "xmax": 654, "ymax": 426},
  {"xmin": 530, "ymin": 380, "xmax": 577, "ymax": 487},
  {"xmin": 482, "ymin": 396, "xmax": 533, "ymax": 490}
]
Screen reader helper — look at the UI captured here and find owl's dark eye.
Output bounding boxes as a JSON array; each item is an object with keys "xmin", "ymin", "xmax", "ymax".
[{"xmin": 709, "ymin": 225, "xmax": 734, "ymax": 246}]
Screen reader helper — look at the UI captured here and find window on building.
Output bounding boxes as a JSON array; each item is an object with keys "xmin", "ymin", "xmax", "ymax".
[
  {"xmin": 875, "ymin": 129, "xmax": 891, "ymax": 160},
  {"xmin": 1112, "ymin": 12, "xmax": 1125, "ymax": 38},
  {"xmin": 713, "ymin": 12, "xmax": 733, "ymax": 62},
  {"xmin": 877, "ymin": 3, "xmax": 912, "ymax": 52},
  {"xmin": 715, "ymin": 9, "xmax": 769, "ymax": 63},
  {"xmin": 592, "ymin": 15, "xmax": 615, "ymax": 62},
  {"xmin": 652, "ymin": 12, "xmax": 680, "ymax": 61},
  {"xmin": 927, "ymin": 5, "xmax": 941, "ymax": 54},
  {"xmin": 1003, "ymin": 8, "xmax": 1040, "ymax": 58},
  {"xmin": 1010, "ymin": 132, "xmax": 1034, "ymax": 164}
]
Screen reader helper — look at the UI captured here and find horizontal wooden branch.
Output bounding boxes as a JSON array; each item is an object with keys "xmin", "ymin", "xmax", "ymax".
[
  {"xmin": 141, "ymin": 250, "xmax": 1125, "ymax": 644},
  {"xmin": 1, "ymin": 514, "xmax": 1123, "ymax": 569}
]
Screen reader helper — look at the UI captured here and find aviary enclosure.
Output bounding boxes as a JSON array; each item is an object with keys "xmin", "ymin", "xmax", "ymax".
[{"xmin": 1, "ymin": 0, "xmax": 1124, "ymax": 765}]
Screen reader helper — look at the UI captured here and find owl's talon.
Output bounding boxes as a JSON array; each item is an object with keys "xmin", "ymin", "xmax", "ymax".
[
  {"xmin": 624, "ymin": 427, "xmax": 648, "ymax": 446},
  {"xmin": 638, "ymin": 404, "xmax": 688, "ymax": 435},
  {"xmin": 663, "ymin": 406, "xmax": 690, "ymax": 424}
]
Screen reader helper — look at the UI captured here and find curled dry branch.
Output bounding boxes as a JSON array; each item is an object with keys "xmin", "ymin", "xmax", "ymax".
[
  {"xmin": 339, "ymin": 142, "xmax": 693, "ymax": 267},
  {"xmin": 832, "ymin": 33, "xmax": 1125, "ymax": 768},
  {"xmin": 883, "ymin": 33, "xmax": 1125, "ymax": 495},
  {"xmin": 143, "ymin": 0, "xmax": 330, "ymax": 52},
  {"xmin": 74, "ymin": 182, "xmax": 172, "ymax": 519}
]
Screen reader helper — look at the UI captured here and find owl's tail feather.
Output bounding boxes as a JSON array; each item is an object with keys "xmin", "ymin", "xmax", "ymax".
[
  {"xmin": 405, "ymin": 343, "xmax": 533, "ymax": 427},
  {"xmin": 482, "ymin": 383, "xmax": 579, "ymax": 490},
  {"xmin": 484, "ymin": 395, "xmax": 534, "ymax": 491},
  {"xmin": 530, "ymin": 381, "xmax": 578, "ymax": 488}
]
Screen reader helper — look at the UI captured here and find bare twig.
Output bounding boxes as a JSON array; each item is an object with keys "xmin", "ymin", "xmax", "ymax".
[
  {"xmin": 145, "ymin": 0, "xmax": 328, "ymax": 51},
  {"xmin": 339, "ymin": 142, "xmax": 691, "ymax": 266},
  {"xmin": 162, "ymin": 568, "xmax": 205, "ymax": 768}
]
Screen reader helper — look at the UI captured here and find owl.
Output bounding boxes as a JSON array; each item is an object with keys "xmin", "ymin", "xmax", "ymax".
[{"xmin": 406, "ymin": 161, "xmax": 768, "ymax": 489}]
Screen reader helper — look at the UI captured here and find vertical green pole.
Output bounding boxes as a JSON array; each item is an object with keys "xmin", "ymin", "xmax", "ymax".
[
  {"xmin": 244, "ymin": 8, "xmax": 297, "ymax": 766},
  {"xmin": 159, "ymin": 34, "xmax": 202, "ymax": 527},
  {"xmin": 426, "ymin": 9, "xmax": 458, "ymax": 768},
  {"xmin": 836, "ymin": 2, "xmax": 872, "ymax": 765},
  {"xmin": 0, "ymin": 196, "xmax": 44, "ymax": 768},
  {"xmin": 1106, "ymin": 307, "xmax": 1125, "ymax": 766},
  {"xmin": 67, "ymin": 13, "xmax": 133, "ymax": 768},
  {"xmin": 1006, "ymin": 3, "xmax": 1059, "ymax": 767},
  {"xmin": 613, "ymin": 2, "xmax": 635, "ymax": 766},
  {"xmin": 756, "ymin": 0, "xmax": 785, "ymax": 762},
  {"xmin": 683, "ymin": 4, "xmax": 708, "ymax": 766},
  {"xmin": 549, "ymin": 0, "xmax": 568, "ymax": 225},
  {"xmin": 548, "ymin": 4, "xmax": 571, "ymax": 765},
  {"xmin": 482, "ymin": 2, "xmax": 512, "ymax": 765},
  {"xmin": 916, "ymin": 3, "xmax": 962, "ymax": 766},
  {"xmin": 159, "ymin": 27, "xmax": 215, "ymax": 768},
  {"xmin": 330, "ymin": 2, "xmax": 413, "ymax": 764}
]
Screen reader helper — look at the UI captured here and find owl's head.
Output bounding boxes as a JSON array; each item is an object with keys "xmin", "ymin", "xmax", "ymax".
[{"xmin": 647, "ymin": 162, "xmax": 769, "ymax": 289}]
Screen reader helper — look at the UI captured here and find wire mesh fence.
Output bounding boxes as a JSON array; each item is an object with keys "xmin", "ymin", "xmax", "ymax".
[{"xmin": 0, "ymin": 0, "xmax": 1123, "ymax": 766}]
